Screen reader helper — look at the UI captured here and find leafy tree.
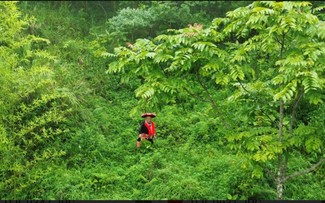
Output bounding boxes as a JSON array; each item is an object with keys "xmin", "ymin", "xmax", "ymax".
[
  {"xmin": 104, "ymin": 1, "xmax": 252, "ymax": 49},
  {"xmin": 107, "ymin": 1, "xmax": 325, "ymax": 199},
  {"xmin": 0, "ymin": 2, "xmax": 75, "ymax": 198}
]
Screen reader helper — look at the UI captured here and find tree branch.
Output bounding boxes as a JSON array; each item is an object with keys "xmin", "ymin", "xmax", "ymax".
[
  {"xmin": 283, "ymin": 152, "xmax": 289, "ymax": 180},
  {"xmin": 263, "ymin": 111, "xmax": 277, "ymax": 128},
  {"xmin": 278, "ymin": 99, "xmax": 284, "ymax": 143},
  {"xmin": 195, "ymin": 66, "xmax": 230, "ymax": 129},
  {"xmin": 290, "ymin": 86, "xmax": 304, "ymax": 134},
  {"xmin": 264, "ymin": 167, "xmax": 276, "ymax": 181},
  {"xmin": 183, "ymin": 87, "xmax": 210, "ymax": 103},
  {"xmin": 257, "ymin": 162, "xmax": 277, "ymax": 182},
  {"xmin": 280, "ymin": 31, "xmax": 285, "ymax": 58},
  {"xmin": 284, "ymin": 158, "xmax": 325, "ymax": 182},
  {"xmin": 196, "ymin": 69, "xmax": 218, "ymax": 110},
  {"xmin": 97, "ymin": 2, "xmax": 108, "ymax": 19},
  {"xmin": 276, "ymin": 100, "xmax": 285, "ymax": 199},
  {"xmin": 237, "ymin": 80, "xmax": 277, "ymax": 128},
  {"xmin": 274, "ymin": 36, "xmax": 282, "ymax": 45},
  {"xmin": 285, "ymin": 87, "xmax": 304, "ymax": 179},
  {"xmin": 238, "ymin": 80, "xmax": 251, "ymax": 95}
]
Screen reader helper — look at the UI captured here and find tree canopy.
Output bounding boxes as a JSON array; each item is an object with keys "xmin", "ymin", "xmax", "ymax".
[{"xmin": 107, "ymin": 1, "xmax": 325, "ymax": 199}]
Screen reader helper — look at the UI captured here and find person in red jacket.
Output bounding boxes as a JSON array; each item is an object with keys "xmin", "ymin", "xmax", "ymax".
[{"xmin": 136, "ymin": 112, "xmax": 156, "ymax": 148}]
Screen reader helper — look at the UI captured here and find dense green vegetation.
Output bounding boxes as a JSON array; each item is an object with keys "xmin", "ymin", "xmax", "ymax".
[{"xmin": 0, "ymin": 1, "xmax": 324, "ymax": 200}]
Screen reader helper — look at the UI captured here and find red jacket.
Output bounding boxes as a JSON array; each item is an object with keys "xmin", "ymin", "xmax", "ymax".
[{"xmin": 138, "ymin": 121, "xmax": 156, "ymax": 138}]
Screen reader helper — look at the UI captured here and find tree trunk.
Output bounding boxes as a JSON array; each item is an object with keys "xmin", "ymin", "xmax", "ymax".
[
  {"xmin": 113, "ymin": 1, "xmax": 117, "ymax": 13},
  {"xmin": 277, "ymin": 100, "xmax": 285, "ymax": 200},
  {"xmin": 276, "ymin": 176, "xmax": 284, "ymax": 200}
]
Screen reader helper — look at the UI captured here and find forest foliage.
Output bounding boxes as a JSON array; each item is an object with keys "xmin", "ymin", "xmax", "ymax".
[{"xmin": 0, "ymin": 1, "xmax": 324, "ymax": 200}]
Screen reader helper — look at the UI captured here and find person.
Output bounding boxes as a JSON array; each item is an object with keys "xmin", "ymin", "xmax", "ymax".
[{"xmin": 136, "ymin": 112, "xmax": 156, "ymax": 148}]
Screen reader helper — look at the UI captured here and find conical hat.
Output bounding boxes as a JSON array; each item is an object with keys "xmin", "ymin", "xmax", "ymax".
[{"xmin": 141, "ymin": 113, "xmax": 156, "ymax": 118}]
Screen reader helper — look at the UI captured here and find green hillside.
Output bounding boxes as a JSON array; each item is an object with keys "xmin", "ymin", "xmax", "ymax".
[{"xmin": 0, "ymin": 1, "xmax": 324, "ymax": 200}]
